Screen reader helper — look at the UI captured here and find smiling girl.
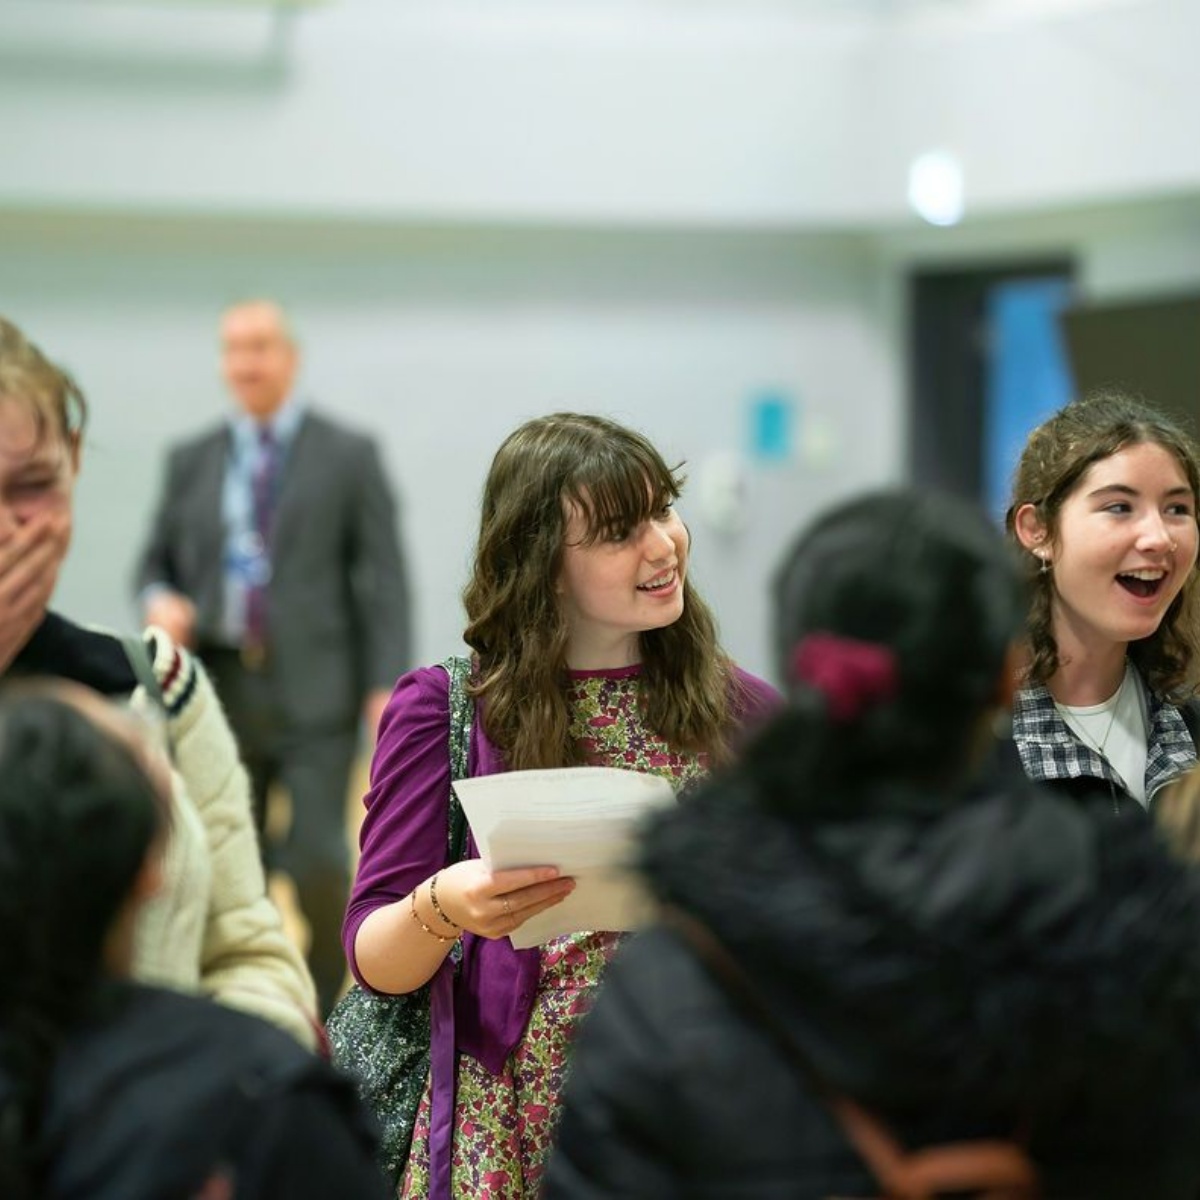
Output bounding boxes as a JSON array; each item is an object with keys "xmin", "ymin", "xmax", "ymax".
[
  {"xmin": 341, "ymin": 411, "xmax": 779, "ymax": 1198},
  {"xmin": 1007, "ymin": 391, "xmax": 1200, "ymax": 814}
]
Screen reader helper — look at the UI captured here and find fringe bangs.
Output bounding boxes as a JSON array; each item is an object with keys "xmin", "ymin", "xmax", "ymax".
[{"xmin": 563, "ymin": 441, "xmax": 684, "ymax": 545}]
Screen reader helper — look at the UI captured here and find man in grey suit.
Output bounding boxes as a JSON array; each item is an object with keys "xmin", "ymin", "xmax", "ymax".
[{"xmin": 134, "ymin": 299, "xmax": 410, "ymax": 1015}]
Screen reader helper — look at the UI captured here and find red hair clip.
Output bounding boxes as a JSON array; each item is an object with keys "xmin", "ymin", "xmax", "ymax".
[{"xmin": 791, "ymin": 633, "xmax": 898, "ymax": 723}]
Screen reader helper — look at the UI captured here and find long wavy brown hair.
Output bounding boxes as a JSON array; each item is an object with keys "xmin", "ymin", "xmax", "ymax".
[
  {"xmin": 1004, "ymin": 391, "xmax": 1200, "ymax": 699},
  {"xmin": 463, "ymin": 412, "xmax": 738, "ymax": 769},
  {"xmin": 0, "ymin": 316, "xmax": 88, "ymax": 445}
]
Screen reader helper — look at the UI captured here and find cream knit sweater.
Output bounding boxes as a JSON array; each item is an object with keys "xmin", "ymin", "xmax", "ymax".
[{"xmin": 130, "ymin": 629, "xmax": 319, "ymax": 1050}]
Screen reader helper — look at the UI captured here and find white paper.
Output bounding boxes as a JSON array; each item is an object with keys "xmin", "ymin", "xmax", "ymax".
[{"xmin": 452, "ymin": 766, "xmax": 677, "ymax": 949}]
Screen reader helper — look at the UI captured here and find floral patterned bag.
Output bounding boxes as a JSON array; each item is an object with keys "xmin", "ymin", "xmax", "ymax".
[{"xmin": 326, "ymin": 655, "xmax": 472, "ymax": 1189}]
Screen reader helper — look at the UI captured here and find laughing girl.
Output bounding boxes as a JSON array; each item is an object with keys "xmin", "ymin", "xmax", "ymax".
[{"xmin": 1007, "ymin": 391, "xmax": 1200, "ymax": 814}]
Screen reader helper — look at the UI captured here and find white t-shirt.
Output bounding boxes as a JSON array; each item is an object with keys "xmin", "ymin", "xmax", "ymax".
[{"xmin": 1054, "ymin": 662, "xmax": 1149, "ymax": 806}]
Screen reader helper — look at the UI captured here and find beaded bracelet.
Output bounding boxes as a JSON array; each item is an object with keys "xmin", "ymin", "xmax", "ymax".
[
  {"xmin": 410, "ymin": 887, "xmax": 459, "ymax": 943},
  {"xmin": 428, "ymin": 872, "xmax": 460, "ymax": 930}
]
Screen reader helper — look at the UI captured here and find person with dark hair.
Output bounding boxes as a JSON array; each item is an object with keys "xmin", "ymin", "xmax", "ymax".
[
  {"xmin": 1006, "ymin": 390, "xmax": 1200, "ymax": 813},
  {"xmin": 0, "ymin": 314, "xmax": 318, "ymax": 1047},
  {"xmin": 342, "ymin": 412, "xmax": 779, "ymax": 1198},
  {"xmin": 0, "ymin": 684, "xmax": 387, "ymax": 1200},
  {"xmin": 544, "ymin": 486, "xmax": 1200, "ymax": 1200}
]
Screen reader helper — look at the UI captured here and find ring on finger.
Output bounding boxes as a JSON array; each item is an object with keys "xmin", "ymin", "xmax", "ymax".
[{"xmin": 501, "ymin": 895, "xmax": 512, "ymax": 918}]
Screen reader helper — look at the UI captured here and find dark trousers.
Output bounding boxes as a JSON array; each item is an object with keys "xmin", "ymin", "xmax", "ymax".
[{"xmin": 201, "ymin": 647, "xmax": 356, "ymax": 1018}]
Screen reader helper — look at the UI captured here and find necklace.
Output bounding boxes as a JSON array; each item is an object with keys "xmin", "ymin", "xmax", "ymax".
[
  {"xmin": 1060, "ymin": 667, "xmax": 1128, "ymax": 760},
  {"xmin": 1055, "ymin": 665, "xmax": 1134, "ymax": 813}
]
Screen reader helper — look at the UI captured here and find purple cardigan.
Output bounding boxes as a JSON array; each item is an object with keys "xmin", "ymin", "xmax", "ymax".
[
  {"xmin": 342, "ymin": 662, "xmax": 779, "ymax": 1187},
  {"xmin": 344, "ymin": 663, "xmax": 540, "ymax": 1076}
]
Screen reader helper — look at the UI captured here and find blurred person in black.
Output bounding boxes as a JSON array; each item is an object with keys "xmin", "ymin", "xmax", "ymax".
[
  {"xmin": 546, "ymin": 487, "xmax": 1200, "ymax": 1200},
  {"xmin": 0, "ymin": 683, "xmax": 388, "ymax": 1200}
]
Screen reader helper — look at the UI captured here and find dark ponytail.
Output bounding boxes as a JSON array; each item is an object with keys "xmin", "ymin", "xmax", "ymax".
[
  {"xmin": 743, "ymin": 488, "xmax": 1025, "ymax": 819},
  {"xmin": 0, "ymin": 691, "xmax": 164, "ymax": 1199}
]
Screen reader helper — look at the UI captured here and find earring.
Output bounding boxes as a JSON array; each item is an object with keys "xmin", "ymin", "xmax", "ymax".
[{"xmin": 1036, "ymin": 550, "xmax": 1051, "ymax": 574}]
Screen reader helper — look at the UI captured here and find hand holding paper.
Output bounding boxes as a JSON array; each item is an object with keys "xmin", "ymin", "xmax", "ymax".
[{"xmin": 452, "ymin": 766, "xmax": 677, "ymax": 949}]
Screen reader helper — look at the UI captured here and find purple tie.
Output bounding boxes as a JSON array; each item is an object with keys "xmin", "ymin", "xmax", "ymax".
[{"xmin": 245, "ymin": 426, "xmax": 279, "ymax": 649}]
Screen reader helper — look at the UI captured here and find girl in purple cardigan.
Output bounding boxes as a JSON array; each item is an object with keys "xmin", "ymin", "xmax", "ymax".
[{"xmin": 342, "ymin": 412, "xmax": 778, "ymax": 1199}]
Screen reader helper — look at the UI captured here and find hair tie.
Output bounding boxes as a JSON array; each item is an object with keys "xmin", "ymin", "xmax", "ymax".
[{"xmin": 790, "ymin": 633, "xmax": 898, "ymax": 723}]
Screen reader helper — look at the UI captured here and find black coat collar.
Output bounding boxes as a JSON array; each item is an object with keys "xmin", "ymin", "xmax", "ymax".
[{"xmin": 7, "ymin": 612, "xmax": 137, "ymax": 696}]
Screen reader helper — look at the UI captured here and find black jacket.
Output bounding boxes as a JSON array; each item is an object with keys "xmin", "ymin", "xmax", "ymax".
[
  {"xmin": 8, "ymin": 612, "xmax": 138, "ymax": 696},
  {"xmin": 545, "ymin": 774, "xmax": 1200, "ymax": 1199},
  {"xmin": 20, "ymin": 984, "xmax": 387, "ymax": 1200}
]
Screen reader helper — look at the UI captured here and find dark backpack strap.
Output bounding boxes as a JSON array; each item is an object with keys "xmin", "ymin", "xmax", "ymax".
[{"xmin": 665, "ymin": 907, "xmax": 1038, "ymax": 1200}]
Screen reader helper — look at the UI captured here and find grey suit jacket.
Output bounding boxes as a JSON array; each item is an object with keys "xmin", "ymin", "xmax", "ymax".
[{"xmin": 134, "ymin": 410, "xmax": 410, "ymax": 732}]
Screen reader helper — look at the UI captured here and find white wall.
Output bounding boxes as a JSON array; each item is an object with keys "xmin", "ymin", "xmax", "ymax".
[
  {"xmin": 0, "ymin": 214, "xmax": 896, "ymax": 681},
  {"xmin": 1, "ymin": 0, "xmax": 1198, "ymax": 225},
  {"xmin": 870, "ymin": 0, "xmax": 1200, "ymax": 217},
  {"xmin": 0, "ymin": 1, "xmax": 877, "ymax": 226}
]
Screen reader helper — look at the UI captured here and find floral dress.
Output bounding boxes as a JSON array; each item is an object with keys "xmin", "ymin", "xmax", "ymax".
[{"xmin": 400, "ymin": 665, "xmax": 710, "ymax": 1198}]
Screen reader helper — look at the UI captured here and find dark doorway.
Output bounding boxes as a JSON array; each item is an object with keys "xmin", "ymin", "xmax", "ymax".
[{"xmin": 909, "ymin": 260, "xmax": 1075, "ymax": 516}]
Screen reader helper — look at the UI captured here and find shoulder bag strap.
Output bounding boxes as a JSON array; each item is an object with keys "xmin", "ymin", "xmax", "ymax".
[
  {"xmin": 441, "ymin": 654, "xmax": 473, "ymax": 863},
  {"xmin": 427, "ymin": 655, "xmax": 475, "ymax": 1199},
  {"xmin": 664, "ymin": 907, "xmax": 1038, "ymax": 1200}
]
